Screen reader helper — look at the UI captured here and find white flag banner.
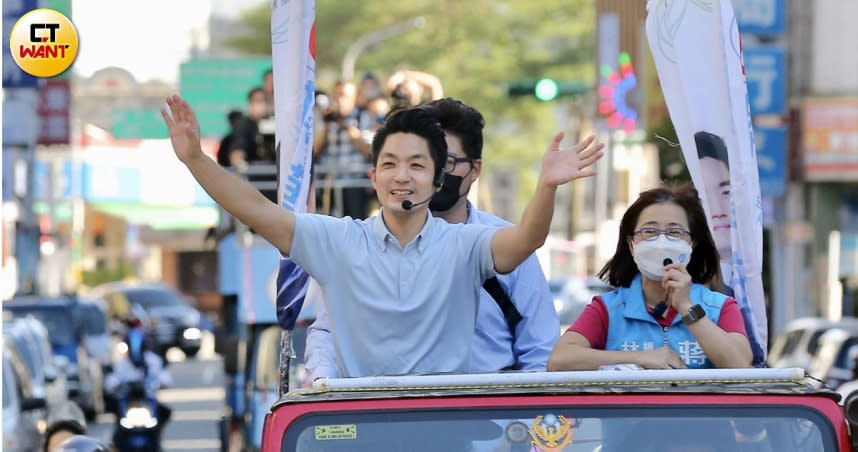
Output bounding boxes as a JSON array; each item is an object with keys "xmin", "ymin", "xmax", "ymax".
[
  {"xmin": 645, "ymin": 0, "xmax": 767, "ymax": 365},
  {"xmin": 273, "ymin": 0, "xmax": 315, "ymax": 216},
  {"xmin": 271, "ymin": 0, "xmax": 315, "ymax": 394}
]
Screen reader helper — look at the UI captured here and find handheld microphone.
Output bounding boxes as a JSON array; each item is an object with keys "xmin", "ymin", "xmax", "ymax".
[
  {"xmin": 651, "ymin": 258, "xmax": 673, "ymax": 318},
  {"xmin": 401, "ymin": 195, "xmax": 434, "ymax": 211}
]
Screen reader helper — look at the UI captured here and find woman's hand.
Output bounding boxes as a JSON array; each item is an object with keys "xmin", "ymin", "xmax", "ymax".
[
  {"xmin": 637, "ymin": 347, "xmax": 687, "ymax": 369},
  {"xmin": 662, "ymin": 263, "xmax": 693, "ymax": 314}
]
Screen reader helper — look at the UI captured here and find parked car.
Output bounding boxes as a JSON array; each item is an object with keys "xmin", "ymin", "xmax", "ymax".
[
  {"xmin": 2, "ymin": 347, "xmax": 47, "ymax": 452},
  {"xmin": 92, "ymin": 282, "xmax": 203, "ymax": 358},
  {"xmin": 550, "ymin": 276, "xmax": 614, "ymax": 325},
  {"xmin": 262, "ymin": 368, "xmax": 852, "ymax": 451},
  {"xmin": 3, "ymin": 295, "xmax": 104, "ymax": 420},
  {"xmin": 3, "ymin": 317, "xmax": 68, "ymax": 410},
  {"xmin": 78, "ymin": 297, "xmax": 116, "ymax": 372},
  {"xmin": 768, "ymin": 317, "xmax": 835, "ymax": 371},
  {"xmin": 809, "ymin": 322, "xmax": 858, "ymax": 390}
]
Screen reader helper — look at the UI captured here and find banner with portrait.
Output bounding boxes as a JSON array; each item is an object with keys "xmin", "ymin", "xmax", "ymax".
[{"xmin": 645, "ymin": 0, "xmax": 767, "ymax": 365}]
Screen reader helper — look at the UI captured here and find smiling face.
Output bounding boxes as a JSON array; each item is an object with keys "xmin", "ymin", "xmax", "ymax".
[
  {"xmin": 699, "ymin": 156, "xmax": 732, "ymax": 260},
  {"xmin": 369, "ymin": 132, "xmax": 438, "ymax": 213}
]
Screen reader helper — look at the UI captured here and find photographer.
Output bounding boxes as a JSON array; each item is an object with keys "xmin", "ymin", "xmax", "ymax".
[
  {"xmin": 228, "ymin": 87, "xmax": 276, "ymax": 167},
  {"xmin": 387, "ymin": 69, "xmax": 444, "ymax": 110},
  {"xmin": 315, "ymin": 81, "xmax": 374, "ymax": 219}
]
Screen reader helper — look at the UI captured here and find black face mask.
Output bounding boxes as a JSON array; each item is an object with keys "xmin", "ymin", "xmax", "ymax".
[{"xmin": 429, "ymin": 173, "xmax": 467, "ymax": 212}]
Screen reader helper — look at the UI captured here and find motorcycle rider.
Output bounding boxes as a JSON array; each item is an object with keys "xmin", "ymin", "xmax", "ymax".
[{"xmin": 104, "ymin": 326, "xmax": 173, "ymax": 438}]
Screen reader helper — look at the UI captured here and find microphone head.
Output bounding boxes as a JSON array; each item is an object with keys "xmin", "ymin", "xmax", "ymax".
[
  {"xmin": 663, "ymin": 258, "xmax": 673, "ymax": 266},
  {"xmin": 401, "ymin": 200, "xmax": 414, "ymax": 210}
]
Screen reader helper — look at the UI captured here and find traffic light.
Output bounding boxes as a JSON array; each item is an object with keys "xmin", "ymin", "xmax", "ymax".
[{"xmin": 506, "ymin": 79, "xmax": 589, "ymax": 101}]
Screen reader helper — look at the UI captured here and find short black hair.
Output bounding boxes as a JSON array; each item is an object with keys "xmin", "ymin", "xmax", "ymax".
[
  {"xmin": 248, "ymin": 87, "xmax": 265, "ymax": 101},
  {"xmin": 419, "ymin": 98, "xmax": 485, "ymax": 160},
  {"xmin": 43, "ymin": 421, "xmax": 86, "ymax": 452},
  {"xmin": 695, "ymin": 131, "xmax": 729, "ymax": 166},
  {"xmin": 227, "ymin": 110, "xmax": 243, "ymax": 122},
  {"xmin": 371, "ymin": 107, "xmax": 447, "ymax": 182}
]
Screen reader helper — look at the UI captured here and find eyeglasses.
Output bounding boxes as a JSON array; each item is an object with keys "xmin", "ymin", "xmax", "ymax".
[
  {"xmin": 444, "ymin": 156, "xmax": 473, "ymax": 173},
  {"xmin": 632, "ymin": 227, "xmax": 692, "ymax": 242}
]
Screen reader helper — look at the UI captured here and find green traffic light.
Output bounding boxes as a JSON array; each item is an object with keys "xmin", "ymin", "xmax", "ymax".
[{"xmin": 534, "ymin": 78, "xmax": 559, "ymax": 101}]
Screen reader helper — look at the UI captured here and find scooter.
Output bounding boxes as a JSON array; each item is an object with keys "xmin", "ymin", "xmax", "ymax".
[{"xmin": 112, "ymin": 379, "xmax": 163, "ymax": 452}]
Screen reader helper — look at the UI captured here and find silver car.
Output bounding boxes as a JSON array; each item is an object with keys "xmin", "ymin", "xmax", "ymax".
[{"xmin": 2, "ymin": 348, "xmax": 47, "ymax": 452}]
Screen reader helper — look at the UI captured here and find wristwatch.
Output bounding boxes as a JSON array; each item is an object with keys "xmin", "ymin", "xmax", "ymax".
[{"xmin": 682, "ymin": 304, "xmax": 706, "ymax": 325}]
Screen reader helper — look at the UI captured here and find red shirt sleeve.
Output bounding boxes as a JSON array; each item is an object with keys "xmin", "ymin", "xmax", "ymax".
[
  {"xmin": 717, "ymin": 298, "xmax": 747, "ymax": 336},
  {"xmin": 566, "ymin": 296, "xmax": 609, "ymax": 349}
]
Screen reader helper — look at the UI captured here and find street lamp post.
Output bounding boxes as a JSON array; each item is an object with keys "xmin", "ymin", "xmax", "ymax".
[{"xmin": 341, "ymin": 16, "xmax": 426, "ymax": 81}]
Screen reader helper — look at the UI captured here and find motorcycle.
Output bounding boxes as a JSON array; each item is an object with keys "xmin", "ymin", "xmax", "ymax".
[{"xmin": 112, "ymin": 379, "xmax": 163, "ymax": 451}]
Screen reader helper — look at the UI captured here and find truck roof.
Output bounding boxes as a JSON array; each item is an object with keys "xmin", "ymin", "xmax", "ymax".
[{"xmin": 273, "ymin": 367, "xmax": 840, "ymax": 408}]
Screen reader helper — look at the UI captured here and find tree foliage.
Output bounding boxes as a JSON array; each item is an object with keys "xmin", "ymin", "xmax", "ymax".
[{"xmin": 228, "ymin": 0, "xmax": 595, "ymax": 202}]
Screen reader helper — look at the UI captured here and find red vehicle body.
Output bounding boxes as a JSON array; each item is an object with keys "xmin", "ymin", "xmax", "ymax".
[{"xmin": 261, "ymin": 368, "xmax": 857, "ymax": 451}]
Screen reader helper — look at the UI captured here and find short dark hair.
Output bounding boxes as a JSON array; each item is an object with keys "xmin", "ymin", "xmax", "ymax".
[
  {"xmin": 598, "ymin": 184, "xmax": 721, "ymax": 288},
  {"xmin": 248, "ymin": 87, "xmax": 265, "ymax": 101},
  {"xmin": 419, "ymin": 98, "xmax": 485, "ymax": 160},
  {"xmin": 695, "ymin": 131, "xmax": 729, "ymax": 166},
  {"xmin": 371, "ymin": 107, "xmax": 447, "ymax": 182},
  {"xmin": 227, "ymin": 110, "xmax": 243, "ymax": 122}
]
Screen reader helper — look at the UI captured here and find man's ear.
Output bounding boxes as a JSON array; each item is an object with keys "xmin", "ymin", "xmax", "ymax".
[
  {"xmin": 369, "ymin": 167, "xmax": 377, "ymax": 191},
  {"xmin": 471, "ymin": 159, "xmax": 482, "ymax": 181}
]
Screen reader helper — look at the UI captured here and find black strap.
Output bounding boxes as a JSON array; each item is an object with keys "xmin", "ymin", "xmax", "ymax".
[
  {"xmin": 483, "ymin": 277, "xmax": 523, "ymax": 371},
  {"xmin": 483, "ymin": 276, "xmax": 523, "ymax": 334}
]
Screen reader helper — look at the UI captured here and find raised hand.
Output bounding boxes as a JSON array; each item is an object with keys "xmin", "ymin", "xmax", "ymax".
[
  {"xmin": 662, "ymin": 263, "xmax": 693, "ymax": 314},
  {"xmin": 161, "ymin": 95, "xmax": 203, "ymax": 163},
  {"xmin": 539, "ymin": 133, "xmax": 604, "ymax": 187}
]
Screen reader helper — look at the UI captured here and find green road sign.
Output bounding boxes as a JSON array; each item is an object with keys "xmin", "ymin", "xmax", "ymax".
[
  {"xmin": 180, "ymin": 58, "xmax": 272, "ymax": 138},
  {"xmin": 112, "ymin": 108, "xmax": 168, "ymax": 139}
]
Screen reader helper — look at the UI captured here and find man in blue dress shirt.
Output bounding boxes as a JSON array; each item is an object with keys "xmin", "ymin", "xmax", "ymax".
[
  {"xmin": 305, "ymin": 98, "xmax": 560, "ymax": 378},
  {"xmin": 161, "ymin": 95, "xmax": 602, "ymax": 377}
]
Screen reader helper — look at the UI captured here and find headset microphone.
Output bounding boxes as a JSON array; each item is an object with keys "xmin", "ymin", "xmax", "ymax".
[
  {"xmin": 651, "ymin": 258, "xmax": 673, "ymax": 319},
  {"xmin": 401, "ymin": 195, "xmax": 434, "ymax": 211}
]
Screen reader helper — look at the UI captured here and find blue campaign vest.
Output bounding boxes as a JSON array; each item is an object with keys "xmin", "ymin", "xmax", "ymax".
[{"xmin": 602, "ymin": 274, "xmax": 728, "ymax": 369}]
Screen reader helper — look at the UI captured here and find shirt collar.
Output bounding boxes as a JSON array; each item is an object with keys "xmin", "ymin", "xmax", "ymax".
[
  {"xmin": 371, "ymin": 208, "xmax": 434, "ymax": 253},
  {"xmin": 465, "ymin": 201, "xmax": 477, "ymax": 225}
]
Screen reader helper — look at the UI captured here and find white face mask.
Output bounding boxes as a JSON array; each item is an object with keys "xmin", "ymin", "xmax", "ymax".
[{"xmin": 632, "ymin": 235, "xmax": 693, "ymax": 281}]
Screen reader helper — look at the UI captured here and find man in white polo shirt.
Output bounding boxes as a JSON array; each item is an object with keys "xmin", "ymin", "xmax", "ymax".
[{"xmin": 161, "ymin": 95, "xmax": 603, "ymax": 377}]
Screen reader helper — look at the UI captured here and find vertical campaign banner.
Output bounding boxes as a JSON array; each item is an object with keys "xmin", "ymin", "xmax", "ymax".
[
  {"xmin": 646, "ymin": 0, "xmax": 767, "ymax": 365},
  {"xmin": 272, "ymin": 0, "xmax": 315, "ymax": 394}
]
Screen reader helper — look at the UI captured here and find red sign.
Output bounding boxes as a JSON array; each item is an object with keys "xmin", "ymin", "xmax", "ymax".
[{"xmin": 37, "ymin": 78, "xmax": 70, "ymax": 145}]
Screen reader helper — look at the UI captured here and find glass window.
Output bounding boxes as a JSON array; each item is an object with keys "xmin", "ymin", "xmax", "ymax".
[
  {"xmin": 254, "ymin": 326, "xmax": 282, "ymax": 393},
  {"xmin": 79, "ymin": 305, "xmax": 107, "ymax": 335},
  {"xmin": 807, "ymin": 328, "xmax": 832, "ymax": 356},
  {"xmin": 781, "ymin": 330, "xmax": 805, "ymax": 356},
  {"xmin": 123, "ymin": 288, "xmax": 184, "ymax": 309},
  {"xmin": 2, "ymin": 360, "xmax": 14, "ymax": 408},
  {"xmin": 5, "ymin": 307, "xmax": 75, "ymax": 345},
  {"xmin": 8, "ymin": 335, "xmax": 38, "ymax": 382},
  {"xmin": 282, "ymin": 406, "xmax": 835, "ymax": 452}
]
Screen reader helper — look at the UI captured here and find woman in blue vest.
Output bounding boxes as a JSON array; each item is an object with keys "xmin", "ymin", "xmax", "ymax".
[{"xmin": 548, "ymin": 185, "xmax": 753, "ymax": 370}]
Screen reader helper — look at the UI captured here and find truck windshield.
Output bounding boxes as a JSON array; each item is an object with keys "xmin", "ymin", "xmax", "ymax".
[{"xmin": 282, "ymin": 405, "xmax": 835, "ymax": 452}]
